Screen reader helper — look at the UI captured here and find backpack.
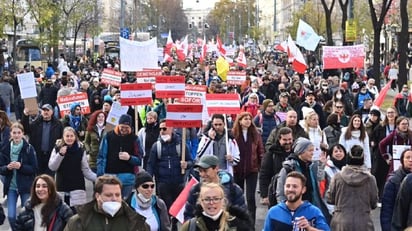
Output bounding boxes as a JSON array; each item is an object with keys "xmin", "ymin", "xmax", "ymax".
[
  {"xmin": 156, "ymin": 140, "xmax": 181, "ymax": 159},
  {"xmin": 267, "ymin": 161, "xmax": 297, "ymax": 207},
  {"xmin": 257, "ymin": 112, "xmax": 281, "ymax": 127}
]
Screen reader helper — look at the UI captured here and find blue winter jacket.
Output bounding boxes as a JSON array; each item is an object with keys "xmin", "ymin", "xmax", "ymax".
[
  {"xmin": 263, "ymin": 201, "xmax": 330, "ymax": 231},
  {"xmin": 0, "ymin": 140, "xmax": 37, "ymax": 195}
]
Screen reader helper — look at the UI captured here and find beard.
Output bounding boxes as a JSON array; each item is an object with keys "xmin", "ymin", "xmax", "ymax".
[{"xmin": 286, "ymin": 191, "xmax": 302, "ymax": 203}]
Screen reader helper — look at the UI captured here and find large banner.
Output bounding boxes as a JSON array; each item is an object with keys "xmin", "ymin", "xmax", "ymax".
[
  {"xmin": 119, "ymin": 37, "xmax": 158, "ymax": 71},
  {"xmin": 323, "ymin": 45, "xmax": 365, "ymax": 69}
]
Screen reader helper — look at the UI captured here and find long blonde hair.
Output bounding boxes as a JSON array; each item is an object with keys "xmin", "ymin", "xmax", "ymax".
[{"xmin": 198, "ymin": 182, "xmax": 229, "ymax": 231}]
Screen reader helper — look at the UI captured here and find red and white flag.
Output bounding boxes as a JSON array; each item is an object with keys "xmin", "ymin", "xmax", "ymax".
[
  {"xmin": 169, "ymin": 177, "xmax": 199, "ymax": 223},
  {"xmin": 101, "ymin": 68, "xmax": 122, "ymax": 86},
  {"xmin": 176, "ymin": 35, "xmax": 188, "ymax": 61},
  {"xmin": 155, "ymin": 75, "xmax": 185, "ymax": 98},
  {"xmin": 164, "ymin": 30, "xmax": 174, "ymax": 56},
  {"xmin": 206, "ymin": 93, "xmax": 240, "ymax": 115},
  {"xmin": 322, "ymin": 45, "xmax": 365, "ymax": 69},
  {"xmin": 200, "ymin": 36, "xmax": 208, "ymax": 63},
  {"xmin": 119, "ymin": 83, "xmax": 153, "ymax": 106},
  {"xmin": 274, "ymin": 40, "xmax": 288, "ymax": 52},
  {"xmin": 236, "ymin": 50, "xmax": 247, "ymax": 68},
  {"xmin": 287, "ymin": 35, "xmax": 307, "ymax": 74},
  {"xmin": 216, "ymin": 35, "xmax": 226, "ymax": 57},
  {"xmin": 166, "ymin": 104, "xmax": 203, "ymax": 128}
]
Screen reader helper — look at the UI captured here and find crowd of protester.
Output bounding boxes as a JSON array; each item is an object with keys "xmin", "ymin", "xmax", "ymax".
[{"xmin": 0, "ymin": 46, "xmax": 410, "ymax": 231}]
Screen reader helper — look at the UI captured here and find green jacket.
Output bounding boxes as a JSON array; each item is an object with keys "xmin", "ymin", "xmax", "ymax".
[
  {"xmin": 63, "ymin": 200, "xmax": 149, "ymax": 231},
  {"xmin": 84, "ymin": 126, "xmax": 107, "ymax": 170}
]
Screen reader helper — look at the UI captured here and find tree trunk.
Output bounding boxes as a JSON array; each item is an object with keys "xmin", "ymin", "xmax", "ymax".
[
  {"xmin": 325, "ymin": 14, "xmax": 333, "ymax": 45},
  {"xmin": 373, "ymin": 27, "xmax": 382, "ymax": 90},
  {"xmin": 339, "ymin": 0, "xmax": 348, "ymax": 45},
  {"xmin": 397, "ymin": 0, "xmax": 408, "ymax": 90}
]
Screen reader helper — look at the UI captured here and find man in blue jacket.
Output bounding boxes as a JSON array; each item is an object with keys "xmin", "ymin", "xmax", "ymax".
[{"xmin": 264, "ymin": 171, "xmax": 330, "ymax": 231}]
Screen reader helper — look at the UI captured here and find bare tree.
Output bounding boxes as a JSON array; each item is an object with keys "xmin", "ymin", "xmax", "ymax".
[
  {"xmin": 397, "ymin": 0, "xmax": 409, "ymax": 89},
  {"xmin": 320, "ymin": 0, "xmax": 336, "ymax": 46},
  {"xmin": 338, "ymin": 0, "xmax": 349, "ymax": 44},
  {"xmin": 367, "ymin": 0, "xmax": 393, "ymax": 90}
]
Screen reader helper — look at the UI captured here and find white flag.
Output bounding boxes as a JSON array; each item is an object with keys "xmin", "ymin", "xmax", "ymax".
[{"xmin": 296, "ymin": 19, "xmax": 321, "ymax": 51}]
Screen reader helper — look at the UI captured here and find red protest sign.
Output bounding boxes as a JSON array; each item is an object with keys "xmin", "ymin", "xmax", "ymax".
[
  {"xmin": 57, "ymin": 92, "xmax": 90, "ymax": 117},
  {"xmin": 226, "ymin": 71, "xmax": 246, "ymax": 85},
  {"xmin": 155, "ymin": 75, "xmax": 185, "ymax": 98},
  {"xmin": 166, "ymin": 104, "xmax": 203, "ymax": 128},
  {"xmin": 101, "ymin": 69, "xmax": 122, "ymax": 86},
  {"xmin": 135, "ymin": 70, "xmax": 162, "ymax": 86},
  {"xmin": 206, "ymin": 94, "xmax": 240, "ymax": 115},
  {"xmin": 120, "ymin": 83, "xmax": 153, "ymax": 106}
]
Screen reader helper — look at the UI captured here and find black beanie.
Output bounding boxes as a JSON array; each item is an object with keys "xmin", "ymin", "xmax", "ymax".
[{"xmin": 134, "ymin": 171, "xmax": 153, "ymax": 188}]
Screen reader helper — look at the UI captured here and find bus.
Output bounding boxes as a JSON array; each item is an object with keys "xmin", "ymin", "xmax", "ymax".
[
  {"xmin": 15, "ymin": 39, "xmax": 42, "ymax": 70},
  {"xmin": 104, "ymin": 41, "xmax": 119, "ymax": 59}
]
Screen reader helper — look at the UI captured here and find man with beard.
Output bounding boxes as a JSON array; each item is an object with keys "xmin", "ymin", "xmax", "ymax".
[
  {"xmin": 265, "ymin": 110, "xmax": 308, "ymax": 152},
  {"xmin": 259, "ymin": 127, "xmax": 294, "ymax": 206},
  {"xmin": 263, "ymin": 171, "xmax": 330, "ymax": 231}
]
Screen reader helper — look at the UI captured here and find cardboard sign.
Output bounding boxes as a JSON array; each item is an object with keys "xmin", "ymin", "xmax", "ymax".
[
  {"xmin": 166, "ymin": 104, "xmax": 203, "ymax": 128},
  {"xmin": 227, "ymin": 71, "xmax": 246, "ymax": 85},
  {"xmin": 24, "ymin": 97, "xmax": 38, "ymax": 115},
  {"xmin": 206, "ymin": 94, "xmax": 240, "ymax": 115},
  {"xmin": 101, "ymin": 68, "xmax": 122, "ymax": 86},
  {"xmin": 155, "ymin": 75, "xmax": 185, "ymax": 98},
  {"xmin": 17, "ymin": 72, "xmax": 37, "ymax": 99},
  {"xmin": 57, "ymin": 92, "xmax": 90, "ymax": 117},
  {"xmin": 120, "ymin": 83, "xmax": 153, "ymax": 106}
]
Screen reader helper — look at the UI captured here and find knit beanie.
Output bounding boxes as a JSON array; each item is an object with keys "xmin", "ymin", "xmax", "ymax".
[
  {"xmin": 348, "ymin": 145, "xmax": 364, "ymax": 166},
  {"xmin": 135, "ymin": 171, "xmax": 153, "ymax": 188},
  {"xmin": 293, "ymin": 137, "xmax": 313, "ymax": 155}
]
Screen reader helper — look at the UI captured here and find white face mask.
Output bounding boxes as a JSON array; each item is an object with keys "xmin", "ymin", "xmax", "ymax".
[
  {"xmin": 336, "ymin": 94, "xmax": 342, "ymax": 99},
  {"xmin": 102, "ymin": 201, "xmax": 121, "ymax": 217},
  {"xmin": 251, "ymin": 88, "xmax": 258, "ymax": 93},
  {"xmin": 160, "ymin": 135, "xmax": 171, "ymax": 142},
  {"xmin": 137, "ymin": 193, "xmax": 151, "ymax": 203}
]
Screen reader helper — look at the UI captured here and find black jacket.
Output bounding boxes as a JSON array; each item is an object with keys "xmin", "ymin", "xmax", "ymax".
[
  {"xmin": 21, "ymin": 114, "xmax": 64, "ymax": 155},
  {"xmin": 16, "ymin": 198, "xmax": 73, "ymax": 231},
  {"xmin": 391, "ymin": 173, "xmax": 412, "ymax": 230},
  {"xmin": 259, "ymin": 142, "xmax": 293, "ymax": 198}
]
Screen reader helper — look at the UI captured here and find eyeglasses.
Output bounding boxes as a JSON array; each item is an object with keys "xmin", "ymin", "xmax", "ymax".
[
  {"xmin": 201, "ymin": 197, "xmax": 223, "ymax": 203},
  {"xmin": 159, "ymin": 127, "xmax": 168, "ymax": 131},
  {"xmin": 141, "ymin": 184, "xmax": 155, "ymax": 189}
]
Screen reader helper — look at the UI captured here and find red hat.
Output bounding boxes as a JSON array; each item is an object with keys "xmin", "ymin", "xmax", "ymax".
[{"xmin": 340, "ymin": 82, "xmax": 348, "ymax": 90}]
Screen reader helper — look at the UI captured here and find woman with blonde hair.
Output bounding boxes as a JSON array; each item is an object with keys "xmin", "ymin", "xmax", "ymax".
[
  {"xmin": 48, "ymin": 127, "xmax": 96, "ymax": 212},
  {"xmin": 180, "ymin": 182, "xmax": 253, "ymax": 231},
  {"xmin": 231, "ymin": 112, "xmax": 264, "ymax": 226},
  {"xmin": 303, "ymin": 111, "xmax": 328, "ymax": 162},
  {"xmin": 0, "ymin": 122, "xmax": 37, "ymax": 230}
]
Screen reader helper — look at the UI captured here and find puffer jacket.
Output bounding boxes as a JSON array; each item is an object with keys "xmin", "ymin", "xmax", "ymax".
[
  {"xmin": 181, "ymin": 205, "xmax": 253, "ymax": 231},
  {"xmin": 84, "ymin": 125, "xmax": 106, "ymax": 171},
  {"xmin": 15, "ymin": 197, "xmax": 73, "ymax": 231}
]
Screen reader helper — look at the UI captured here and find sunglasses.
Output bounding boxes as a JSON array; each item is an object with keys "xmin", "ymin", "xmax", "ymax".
[
  {"xmin": 159, "ymin": 127, "xmax": 167, "ymax": 131},
  {"xmin": 141, "ymin": 184, "xmax": 155, "ymax": 189}
]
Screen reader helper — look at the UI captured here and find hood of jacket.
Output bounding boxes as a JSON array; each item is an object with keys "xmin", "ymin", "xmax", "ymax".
[
  {"xmin": 218, "ymin": 170, "xmax": 234, "ymax": 185},
  {"xmin": 340, "ymin": 165, "xmax": 371, "ymax": 186}
]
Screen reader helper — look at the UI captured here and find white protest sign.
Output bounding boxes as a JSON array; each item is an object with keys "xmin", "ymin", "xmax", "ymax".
[
  {"xmin": 17, "ymin": 72, "xmax": 37, "ymax": 99},
  {"xmin": 106, "ymin": 101, "xmax": 129, "ymax": 126}
]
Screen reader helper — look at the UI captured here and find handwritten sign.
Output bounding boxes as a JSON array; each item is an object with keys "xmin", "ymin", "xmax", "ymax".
[
  {"xmin": 57, "ymin": 92, "xmax": 90, "ymax": 117},
  {"xmin": 17, "ymin": 72, "xmax": 37, "ymax": 99},
  {"xmin": 120, "ymin": 83, "xmax": 153, "ymax": 106},
  {"xmin": 101, "ymin": 69, "xmax": 122, "ymax": 86},
  {"xmin": 135, "ymin": 70, "xmax": 162, "ymax": 86},
  {"xmin": 155, "ymin": 75, "xmax": 185, "ymax": 98},
  {"xmin": 166, "ymin": 104, "xmax": 203, "ymax": 128}
]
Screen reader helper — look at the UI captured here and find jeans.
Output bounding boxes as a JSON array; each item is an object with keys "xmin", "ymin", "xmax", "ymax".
[
  {"xmin": 234, "ymin": 172, "xmax": 258, "ymax": 226},
  {"xmin": 7, "ymin": 189, "xmax": 30, "ymax": 231}
]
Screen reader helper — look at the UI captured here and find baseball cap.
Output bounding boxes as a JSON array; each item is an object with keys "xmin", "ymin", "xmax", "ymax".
[
  {"xmin": 194, "ymin": 155, "xmax": 219, "ymax": 169},
  {"xmin": 41, "ymin": 104, "xmax": 53, "ymax": 111}
]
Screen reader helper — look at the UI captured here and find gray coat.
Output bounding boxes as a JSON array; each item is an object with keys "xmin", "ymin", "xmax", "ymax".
[
  {"xmin": 327, "ymin": 165, "xmax": 378, "ymax": 231},
  {"xmin": 0, "ymin": 81, "xmax": 13, "ymax": 107}
]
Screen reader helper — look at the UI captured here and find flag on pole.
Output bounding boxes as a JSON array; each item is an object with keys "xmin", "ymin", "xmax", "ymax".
[
  {"xmin": 164, "ymin": 30, "xmax": 174, "ymax": 55},
  {"xmin": 236, "ymin": 49, "xmax": 247, "ymax": 68},
  {"xmin": 200, "ymin": 35, "xmax": 207, "ymax": 63},
  {"xmin": 216, "ymin": 35, "xmax": 226, "ymax": 57},
  {"xmin": 216, "ymin": 56, "xmax": 229, "ymax": 81},
  {"xmin": 169, "ymin": 177, "xmax": 199, "ymax": 223},
  {"xmin": 296, "ymin": 19, "xmax": 321, "ymax": 51},
  {"xmin": 274, "ymin": 40, "xmax": 288, "ymax": 52},
  {"xmin": 176, "ymin": 35, "xmax": 188, "ymax": 61},
  {"xmin": 374, "ymin": 79, "xmax": 392, "ymax": 107},
  {"xmin": 287, "ymin": 35, "xmax": 307, "ymax": 74}
]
